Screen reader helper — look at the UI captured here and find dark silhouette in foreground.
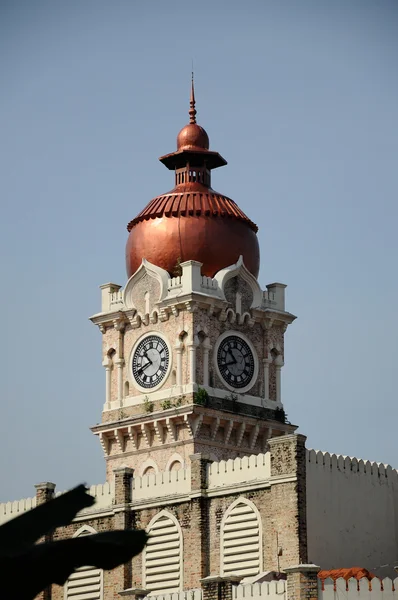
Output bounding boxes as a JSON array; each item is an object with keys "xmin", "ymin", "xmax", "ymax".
[{"xmin": 0, "ymin": 484, "xmax": 147, "ymax": 600}]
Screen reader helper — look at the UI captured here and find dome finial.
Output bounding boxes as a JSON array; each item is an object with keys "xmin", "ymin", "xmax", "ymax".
[{"xmin": 189, "ymin": 71, "xmax": 197, "ymax": 124}]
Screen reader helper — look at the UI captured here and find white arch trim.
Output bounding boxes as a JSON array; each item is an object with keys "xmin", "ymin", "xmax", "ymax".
[
  {"xmin": 214, "ymin": 255, "xmax": 263, "ymax": 309},
  {"xmin": 220, "ymin": 496, "xmax": 263, "ymax": 577},
  {"xmin": 144, "ymin": 510, "xmax": 183, "ymax": 593},
  {"xmin": 123, "ymin": 259, "xmax": 170, "ymax": 309},
  {"xmin": 73, "ymin": 524, "xmax": 97, "ymax": 537},
  {"xmin": 140, "ymin": 459, "xmax": 159, "ymax": 476},
  {"xmin": 165, "ymin": 453, "xmax": 185, "ymax": 471}
]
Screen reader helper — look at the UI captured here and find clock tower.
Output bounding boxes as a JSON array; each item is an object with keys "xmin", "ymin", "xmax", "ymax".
[{"xmin": 90, "ymin": 80, "xmax": 297, "ymax": 480}]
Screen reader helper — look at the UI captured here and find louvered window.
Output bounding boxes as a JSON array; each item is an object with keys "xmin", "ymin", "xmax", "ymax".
[
  {"xmin": 65, "ymin": 529, "xmax": 103, "ymax": 600},
  {"xmin": 221, "ymin": 500, "xmax": 261, "ymax": 577},
  {"xmin": 144, "ymin": 512, "xmax": 182, "ymax": 594}
]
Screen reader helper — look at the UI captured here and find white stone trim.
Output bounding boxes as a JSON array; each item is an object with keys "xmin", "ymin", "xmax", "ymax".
[
  {"xmin": 140, "ymin": 459, "xmax": 159, "ymax": 476},
  {"xmin": 64, "ymin": 525, "xmax": 103, "ymax": 600},
  {"xmin": 123, "ymin": 259, "xmax": 170, "ymax": 309},
  {"xmin": 220, "ymin": 497, "xmax": 263, "ymax": 578},
  {"xmin": 165, "ymin": 453, "xmax": 185, "ymax": 472},
  {"xmin": 143, "ymin": 510, "xmax": 183, "ymax": 594},
  {"xmin": 214, "ymin": 256, "xmax": 263, "ymax": 309},
  {"xmin": 129, "ymin": 331, "xmax": 173, "ymax": 394},
  {"xmin": 213, "ymin": 330, "xmax": 260, "ymax": 395}
]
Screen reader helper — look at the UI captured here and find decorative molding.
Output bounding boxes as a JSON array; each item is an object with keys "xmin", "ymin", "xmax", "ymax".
[
  {"xmin": 214, "ymin": 255, "xmax": 263, "ymax": 309},
  {"xmin": 99, "ymin": 432, "xmax": 109, "ymax": 456},
  {"xmin": 237, "ymin": 422, "xmax": 246, "ymax": 446},
  {"xmin": 249, "ymin": 423, "xmax": 260, "ymax": 449},
  {"xmin": 123, "ymin": 259, "xmax": 170, "ymax": 309},
  {"xmin": 114, "ymin": 429, "xmax": 124, "ymax": 453},
  {"xmin": 128, "ymin": 426, "xmax": 138, "ymax": 450},
  {"xmin": 166, "ymin": 418, "xmax": 177, "ymax": 441},
  {"xmin": 153, "ymin": 420, "xmax": 164, "ymax": 444},
  {"xmin": 141, "ymin": 423, "xmax": 151, "ymax": 448},
  {"xmin": 224, "ymin": 420, "xmax": 234, "ymax": 445},
  {"xmin": 211, "ymin": 417, "xmax": 221, "ymax": 440}
]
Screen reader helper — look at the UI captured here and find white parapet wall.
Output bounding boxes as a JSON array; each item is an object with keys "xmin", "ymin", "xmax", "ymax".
[
  {"xmin": 233, "ymin": 581, "xmax": 286, "ymax": 600},
  {"xmin": 55, "ymin": 482, "xmax": 115, "ymax": 514},
  {"xmin": 0, "ymin": 495, "xmax": 37, "ymax": 525},
  {"xmin": 306, "ymin": 449, "xmax": 398, "ymax": 577},
  {"xmin": 321, "ymin": 577, "xmax": 398, "ymax": 600},
  {"xmin": 132, "ymin": 468, "xmax": 191, "ymax": 501},
  {"xmin": 80, "ymin": 482, "xmax": 114, "ymax": 513},
  {"xmin": 207, "ymin": 453, "xmax": 271, "ymax": 490},
  {"xmin": 147, "ymin": 591, "xmax": 202, "ymax": 600}
]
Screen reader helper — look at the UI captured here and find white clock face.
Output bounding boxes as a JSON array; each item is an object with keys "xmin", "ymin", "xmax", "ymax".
[
  {"xmin": 217, "ymin": 335, "xmax": 255, "ymax": 389},
  {"xmin": 132, "ymin": 335, "xmax": 170, "ymax": 389}
]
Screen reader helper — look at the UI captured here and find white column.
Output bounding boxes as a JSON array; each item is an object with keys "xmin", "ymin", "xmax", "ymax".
[
  {"xmin": 274, "ymin": 355, "xmax": 284, "ymax": 406},
  {"xmin": 202, "ymin": 339, "xmax": 211, "ymax": 386},
  {"xmin": 114, "ymin": 357, "xmax": 125, "ymax": 408},
  {"xmin": 263, "ymin": 357, "xmax": 272, "ymax": 404},
  {"xmin": 187, "ymin": 339, "xmax": 198, "ymax": 385},
  {"xmin": 175, "ymin": 343, "xmax": 183, "ymax": 387},
  {"xmin": 102, "ymin": 356, "xmax": 113, "ymax": 410}
]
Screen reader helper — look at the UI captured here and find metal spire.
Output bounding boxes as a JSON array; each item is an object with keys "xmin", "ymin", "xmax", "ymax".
[{"xmin": 189, "ymin": 71, "xmax": 197, "ymax": 124}]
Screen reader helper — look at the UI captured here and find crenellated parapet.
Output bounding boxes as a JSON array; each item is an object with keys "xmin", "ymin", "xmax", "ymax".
[{"xmin": 306, "ymin": 449, "xmax": 398, "ymax": 479}]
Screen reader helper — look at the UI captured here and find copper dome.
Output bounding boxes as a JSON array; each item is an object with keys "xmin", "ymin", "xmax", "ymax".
[
  {"xmin": 126, "ymin": 79, "xmax": 260, "ymax": 279},
  {"xmin": 177, "ymin": 123, "xmax": 209, "ymax": 151}
]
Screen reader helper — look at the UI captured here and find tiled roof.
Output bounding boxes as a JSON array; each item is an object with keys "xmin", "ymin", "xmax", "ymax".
[
  {"xmin": 127, "ymin": 191, "xmax": 258, "ymax": 233},
  {"xmin": 318, "ymin": 567, "xmax": 376, "ymax": 582}
]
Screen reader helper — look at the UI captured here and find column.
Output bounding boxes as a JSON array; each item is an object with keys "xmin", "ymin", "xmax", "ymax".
[
  {"xmin": 202, "ymin": 339, "xmax": 211, "ymax": 386},
  {"xmin": 115, "ymin": 357, "xmax": 125, "ymax": 408},
  {"xmin": 102, "ymin": 356, "xmax": 113, "ymax": 410},
  {"xmin": 188, "ymin": 339, "xmax": 198, "ymax": 385},
  {"xmin": 34, "ymin": 482, "xmax": 56, "ymax": 600},
  {"xmin": 113, "ymin": 466, "xmax": 135, "ymax": 593},
  {"xmin": 201, "ymin": 576, "xmax": 241, "ymax": 600},
  {"xmin": 263, "ymin": 357, "xmax": 272, "ymax": 404},
  {"xmin": 175, "ymin": 342, "xmax": 183, "ymax": 387},
  {"xmin": 284, "ymin": 564, "xmax": 320, "ymax": 600},
  {"xmin": 275, "ymin": 354, "xmax": 284, "ymax": 406},
  {"xmin": 268, "ymin": 435, "xmax": 308, "ymax": 569}
]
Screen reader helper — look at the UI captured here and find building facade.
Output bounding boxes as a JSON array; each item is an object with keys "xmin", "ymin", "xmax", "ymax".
[{"xmin": 2, "ymin": 83, "xmax": 398, "ymax": 600}]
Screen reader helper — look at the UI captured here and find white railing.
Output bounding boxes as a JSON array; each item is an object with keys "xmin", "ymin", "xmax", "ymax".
[
  {"xmin": 110, "ymin": 289, "xmax": 124, "ymax": 308},
  {"xmin": 147, "ymin": 590, "xmax": 202, "ymax": 600},
  {"xmin": 132, "ymin": 468, "xmax": 191, "ymax": 501},
  {"xmin": 201, "ymin": 276, "xmax": 218, "ymax": 291},
  {"xmin": 168, "ymin": 277, "xmax": 182, "ymax": 290},
  {"xmin": 233, "ymin": 581, "xmax": 286, "ymax": 600},
  {"xmin": 321, "ymin": 577, "xmax": 398, "ymax": 600},
  {"xmin": 0, "ymin": 495, "xmax": 37, "ymax": 525},
  {"xmin": 207, "ymin": 453, "xmax": 271, "ymax": 490}
]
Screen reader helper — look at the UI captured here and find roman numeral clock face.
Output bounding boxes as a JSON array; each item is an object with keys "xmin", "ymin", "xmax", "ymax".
[
  {"xmin": 132, "ymin": 335, "xmax": 170, "ymax": 389},
  {"xmin": 217, "ymin": 335, "xmax": 255, "ymax": 390}
]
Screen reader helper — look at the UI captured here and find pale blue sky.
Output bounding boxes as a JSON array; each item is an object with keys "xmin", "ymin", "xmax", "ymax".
[{"xmin": 0, "ymin": 0, "xmax": 397, "ymax": 501}]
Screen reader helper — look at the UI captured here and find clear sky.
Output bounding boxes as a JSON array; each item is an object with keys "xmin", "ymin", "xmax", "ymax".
[{"xmin": 0, "ymin": 0, "xmax": 397, "ymax": 501}]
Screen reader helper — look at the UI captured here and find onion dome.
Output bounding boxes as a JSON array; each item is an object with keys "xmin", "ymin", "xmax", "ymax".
[{"xmin": 126, "ymin": 77, "xmax": 260, "ymax": 279}]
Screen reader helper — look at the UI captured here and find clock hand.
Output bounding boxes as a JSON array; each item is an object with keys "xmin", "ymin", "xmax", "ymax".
[
  {"xmin": 224, "ymin": 360, "xmax": 237, "ymax": 367},
  {"xmin": 143, "ymin": 351, "xmax": 153, "ymax": 365},
  {"xmin": 226, "ymin": 351, "xmax": 237, "ymax": 364},
  {"xmin": 137, "ymin": 362, "xmax": 152, "ymax": 375}
]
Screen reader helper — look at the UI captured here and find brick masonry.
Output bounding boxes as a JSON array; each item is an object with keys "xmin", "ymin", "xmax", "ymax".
[{"xmin": 35, "ymin": 434, "xmax": 310, "ymax": 600}]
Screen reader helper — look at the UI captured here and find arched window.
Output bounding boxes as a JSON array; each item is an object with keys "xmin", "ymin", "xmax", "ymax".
[
  {"xmin": 221, "ymin": 498, "xmax": 262, "ymax": 577},
  {"xmin": 165, "ymin": 453, "xmax": 184, "ymax": 472},
  {"xmin": 143, "ymin": 466, "xmax": 156, "ymax": 476},
  {"xmin": 140, "ymin": 459, "xmax": 158, "ymax": 476},
  {"xmin": 144, "ymin": 511, "xmax": 183, "ymax": 593},
  {"xmin": 64, "ymin": 526, "xmax": 103, "ymax": 600}
]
